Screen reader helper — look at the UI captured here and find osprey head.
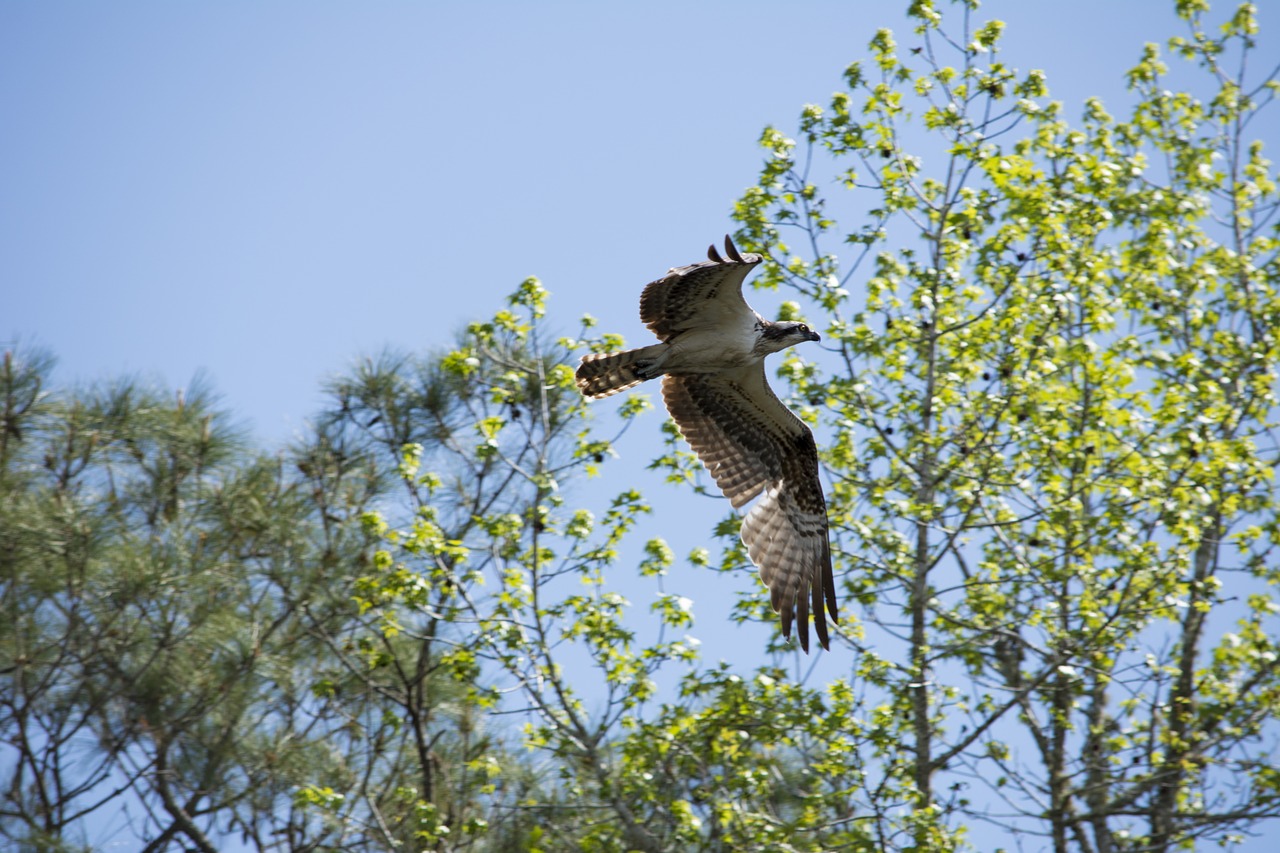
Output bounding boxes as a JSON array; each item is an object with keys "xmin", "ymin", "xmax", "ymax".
[{"xmin": 756, "ymin": 320, "xmax": 821, "ymax": 355}]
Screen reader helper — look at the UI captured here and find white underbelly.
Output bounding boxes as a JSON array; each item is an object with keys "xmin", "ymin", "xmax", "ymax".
[{"xmin": 661, "ymin": 329, "xmax": 759, "ymax": 374}]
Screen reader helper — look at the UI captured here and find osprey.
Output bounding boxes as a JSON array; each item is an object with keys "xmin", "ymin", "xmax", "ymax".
[{"xmin": 576, "ymin": 236, "xmax": 838, "ymax": 652}]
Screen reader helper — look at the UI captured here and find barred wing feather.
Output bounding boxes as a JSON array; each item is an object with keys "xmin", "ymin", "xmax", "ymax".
[{"xmin": 661, "ymin": 366, "xmax": 837, "ymax": 652}]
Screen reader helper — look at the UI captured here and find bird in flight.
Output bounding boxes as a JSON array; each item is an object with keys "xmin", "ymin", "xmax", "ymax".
[{"xmin": 576, "ymin": 236, "xmax": 838, "ymax": 652}]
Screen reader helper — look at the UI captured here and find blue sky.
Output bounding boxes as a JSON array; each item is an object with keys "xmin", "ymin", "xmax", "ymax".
[
  {"xmin": 4, "ymin": 1, "xmax": 1278, "ymax": 849},
  {"xmin": 6, "ymin": 0, "xmax": 1239, "ymax": 444},
  {"xmin": 3, "ymin": 0, "xmax": 1221, "ymax": 669}
]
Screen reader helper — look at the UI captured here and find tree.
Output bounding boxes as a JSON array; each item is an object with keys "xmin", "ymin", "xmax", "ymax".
[
  {"xmin": 4, "ymin": 2, "xmax": 1278, "ymax": 852},
  {"xmin": 0, "ymin": 350, "xmax": 391, "ymax": 851},
  {"xmin": 718, "ymin": 0, "xmax": 1280, "ymax": 849},
  {"xmin": 346, "ymin": 5, "xmax": 1279, "ymax": 849},
  {"xmin": 0, "ymin": 332, "xmax": 602, "ymax": 852},
  {"xmin": 325, "ymin": 279, "xmax": 706, "ymax": 852}
]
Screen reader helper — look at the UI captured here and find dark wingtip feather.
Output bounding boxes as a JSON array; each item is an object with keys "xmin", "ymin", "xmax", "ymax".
[
  {"xmin": 798, "ymin": 586, "xmax": 814, "ymax": 654},
  {"xmin": 724, "ymin": 234, "xmax": 745, "ymax": 263},
  {"xmin": 822, "ymin": 539, "xmax": 839, "ymax": 625},
  {"xmin": 707, "ymin": 243, "xmax": 724, "ymax": 263},
  {"xmin": 812, "ymin": 569, "xmax": 831, "ymax": 651},
  {"xmin": 780, "ymin": 604, "xmax": 799, "ymax": 651}
]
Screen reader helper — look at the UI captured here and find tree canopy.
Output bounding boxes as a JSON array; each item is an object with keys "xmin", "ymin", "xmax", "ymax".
[{"xmin": 3, "ymin": 2, "xmax": 1278, "ymax": 851}]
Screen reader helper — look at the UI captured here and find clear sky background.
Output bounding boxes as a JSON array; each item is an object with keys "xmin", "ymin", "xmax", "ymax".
[
  {"xmin": 12, "ymin": 0, "xmax": 1267, "ymax": 445},
  {"xmin": 4, "ymin": 1, "xmax": 1278, "ymax": 849}
]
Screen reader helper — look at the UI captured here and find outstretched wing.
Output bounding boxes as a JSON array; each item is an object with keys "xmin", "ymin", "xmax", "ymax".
[
  {"xmin": 640, "ymin": 235, "xmax": 763, "ymax": 341},
  {"xmin": 661, "ymin": 365, "xmax": 838, "ymax": 652}
]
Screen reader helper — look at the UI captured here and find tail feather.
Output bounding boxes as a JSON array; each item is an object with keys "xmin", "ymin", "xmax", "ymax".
[{"xmin": 576, "ymin": 346, "xmax": 665, "ymax": 399}]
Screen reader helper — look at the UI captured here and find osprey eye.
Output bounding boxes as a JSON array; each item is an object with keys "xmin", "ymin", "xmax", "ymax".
[{"xmin": 798, "ymin": 324, "xmax": 810, "ymax": 333}]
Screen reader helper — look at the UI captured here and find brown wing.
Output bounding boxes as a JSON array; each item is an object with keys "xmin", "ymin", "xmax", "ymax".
[
  {"xmin": 639, "ymin": 236, "xmax": 763, "ymax": 341},
  {"xmin": 662, "ymin": 365, "xmax": 838, "ymax": 652}
]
